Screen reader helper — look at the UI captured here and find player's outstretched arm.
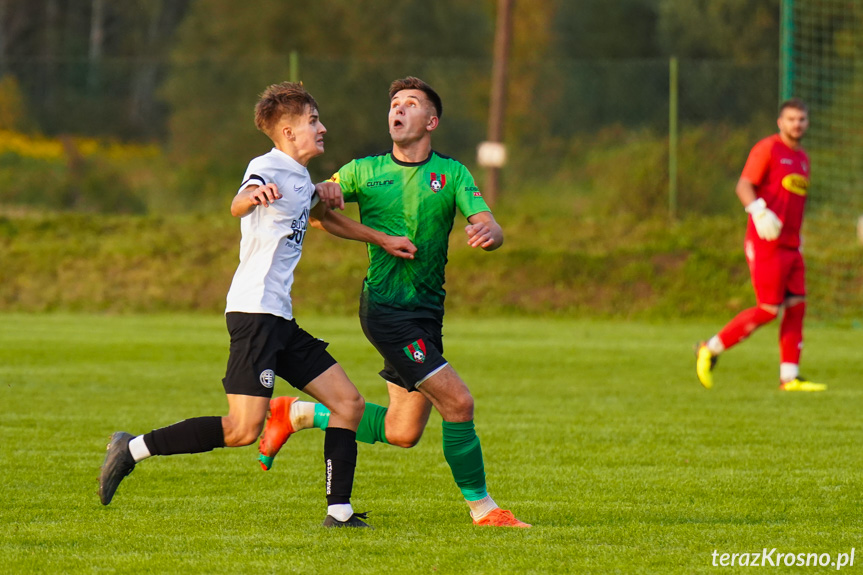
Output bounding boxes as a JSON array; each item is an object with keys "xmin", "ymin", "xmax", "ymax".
[
  {"xmin": 466, "ymin": 211, "xmax": 503, "ymax": 251},
  {"xmin": 310, "ymin": 203, "xmax": 417, "ymax": 259},
  {"xmin": 231, "ymin": 183, "xmax": 282, "ymax": 217}
]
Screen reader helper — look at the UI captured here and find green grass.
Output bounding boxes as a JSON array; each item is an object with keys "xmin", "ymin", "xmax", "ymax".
[{"xmin": 1, "ymin": 314, "xmax": 861, "ymax": 574}]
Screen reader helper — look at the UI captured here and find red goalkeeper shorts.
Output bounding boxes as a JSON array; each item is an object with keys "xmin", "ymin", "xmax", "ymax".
[{"xmin": 745, "ymin": 240, "xmax": 806, "ymax": 306}]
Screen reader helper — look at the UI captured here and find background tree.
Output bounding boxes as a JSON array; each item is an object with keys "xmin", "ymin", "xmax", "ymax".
[
  {"xmin": 657, "ymin": 0, "xmax": 780, "ymax": 62},
  {"xmin": 162, "ymin": 0, "xmax": 492, "ymax": 194}
]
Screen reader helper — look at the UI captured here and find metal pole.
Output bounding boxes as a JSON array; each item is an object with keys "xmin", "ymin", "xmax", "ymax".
[
  {"xmin": 484, "ymin": 0, "xmax": 513, "ymax": 207},
  {"xmin": 669, "ymin": 56, "xmax": 678, "ymax": 220},
  {"xmin": 88, "ymin": 0, "xmax": 105, "ymax": 92},
  {"xmin": 290, "ymin": 50, "xmax": 300, "ymax": 83},
  {"xmin": 779, "ymin": 0, "xmax": 794, "ymax": 101}
]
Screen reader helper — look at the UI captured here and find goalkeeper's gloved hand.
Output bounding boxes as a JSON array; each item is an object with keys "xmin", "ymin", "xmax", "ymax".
[{"xmin": 745, "ymin": 198, "xmax": 782, "ymax": 241}]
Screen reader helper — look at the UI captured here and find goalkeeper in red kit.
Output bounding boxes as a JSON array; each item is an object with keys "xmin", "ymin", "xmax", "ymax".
[{"xmin": 696, "ymin": 98, "xmax": 826, "ymax": 392}]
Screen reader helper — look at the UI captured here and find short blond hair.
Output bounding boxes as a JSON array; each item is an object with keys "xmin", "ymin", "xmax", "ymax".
[{"xmin": 254, "ymin": 82, "xmax": 319, "ymax": 135}]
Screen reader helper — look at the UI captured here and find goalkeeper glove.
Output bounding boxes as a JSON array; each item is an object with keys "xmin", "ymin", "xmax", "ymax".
[{"xmin": 745, "ymin": 198, "xmax": 782, "ymax": 241}]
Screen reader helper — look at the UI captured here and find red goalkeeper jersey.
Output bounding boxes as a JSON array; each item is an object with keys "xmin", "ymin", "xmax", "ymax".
[{"xmin": 741, "ymin": 134, "xmax": 810, "ymax": 250}]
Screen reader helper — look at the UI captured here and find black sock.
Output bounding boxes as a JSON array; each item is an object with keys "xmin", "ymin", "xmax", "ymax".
[
  {"xmin": 142, "ymin": 416, "xmax": 225, "ymax": 456},
  {"xmin": 324, "ymin": 427, "xmax": 358, "ymax": 506}
]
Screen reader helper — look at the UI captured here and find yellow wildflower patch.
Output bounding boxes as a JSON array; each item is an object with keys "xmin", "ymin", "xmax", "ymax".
[{"xmin": 0, "ymin": 130, "xmax": 160, "ymax": 162}]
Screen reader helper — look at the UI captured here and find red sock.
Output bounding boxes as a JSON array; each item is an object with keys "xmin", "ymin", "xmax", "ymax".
[
  {"xmin": 780, "ymin": 301, "xmax": 805, "ymax": 365},
  {"xmin": 717, "ymin": 306, "xmax": 778, "ymax": 350}
]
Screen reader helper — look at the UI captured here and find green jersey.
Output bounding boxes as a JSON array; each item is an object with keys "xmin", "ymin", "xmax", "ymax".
[{"xmin": 334, "ymin": 150, "xmax": 490, "ymax": 318}]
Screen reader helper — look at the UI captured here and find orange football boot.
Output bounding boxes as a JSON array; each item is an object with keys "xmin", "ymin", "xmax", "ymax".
[
  {"xmin": 472, "ymin": 508, "xmax": 531, "ymax": 528},
  {"xmin": 258, "ymin": 396, "xmax": 298, "ymax": 470}
]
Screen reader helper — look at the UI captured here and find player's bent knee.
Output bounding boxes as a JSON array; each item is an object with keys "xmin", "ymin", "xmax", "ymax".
[
  {"xmin": 387, "ymin": 428, "xmax": 425, "ymax": 449},
  {"xmin": 757, "ymin": 303, "xmax": 780, "ymax": 317},
  {"xmin": 349, "ymin": 394, "xmax": 366, "ymax": 422},
  {"xmin": 223, "ymin": 431, "xmax": 259, "ymax": 447},
  {"xmin": 451, "ymin": 392, "xmax": 475, "ymax": 419},
  {"xmin": 222, "ymin": 418, "xmax": 264, "ymax": 447},
  {"xmin": 329, "ymin": 392, "xmax": 365, "ymax": 427},
  {"xmin": 785, "ymin": 296, "xmax": 805, "ymax": 308}
]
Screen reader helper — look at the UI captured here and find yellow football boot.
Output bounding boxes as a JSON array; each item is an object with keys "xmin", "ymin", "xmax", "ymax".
[
  {"xmin": 695, "ymin": 341, "xmax": 717, "ymax": 389},
  {"xmin": 779, "ymin": 377, "xmax": 827, "ymax": 392}
]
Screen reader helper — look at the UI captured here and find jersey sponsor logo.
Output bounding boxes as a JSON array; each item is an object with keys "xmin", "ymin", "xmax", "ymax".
[
  {"xmin": 430, "ymin": 173, "xmax": 447, "ymax": 193},
  {"xmin": 780, "ymin": 158, "xmax": 793, "ymax": 165},
  {"xmin": 287, "ymin": 207, "xmax": 310, "ymax": 247},
  {"xmin": 403, "ymin": 339, "xmax": 427, "ymax": 363},
  {"xmin": 366, "ymin": 179, "xmax": 394, "ymax": 187},
  {"xmin": 782, "ymin": 173, "xmax": 809, "ymax": 196},
  {"xmin": 259, "ymin": 369, "xmax": 275, "ymax": 388}
]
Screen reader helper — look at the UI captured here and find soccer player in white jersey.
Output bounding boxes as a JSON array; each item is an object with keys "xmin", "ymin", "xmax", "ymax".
[{"xmin": 99, "ymin": 82, "xmax": 417, "ymax": 528}]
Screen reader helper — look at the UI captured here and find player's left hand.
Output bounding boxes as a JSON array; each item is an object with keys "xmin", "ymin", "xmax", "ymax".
[
  {"xmin": 381, "ymin": 236, "xmax": 417, "ymax": 259},
  {"xmin": 465, "ymin": 222, "xmax": 496, "ymax": 249},
  {"xmin": 745, "ymin": 198, "xmax": 783, "ymax": 241},
  {"xmin": 314, "ymin": 181, "xmax": 345, "ymax": 210}
]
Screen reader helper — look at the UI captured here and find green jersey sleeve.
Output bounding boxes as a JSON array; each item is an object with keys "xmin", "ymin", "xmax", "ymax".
[
  {"xmin": 334, "ymin": 161, "xmax": 360, "ymax": 202},
  {"xmin": 454, "ymin": 163, "xmax": 491, "ymax": 219}
]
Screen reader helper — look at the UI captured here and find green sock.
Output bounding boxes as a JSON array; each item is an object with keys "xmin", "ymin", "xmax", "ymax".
[
  {"xmin": 356, "ymin": 403, "xmax": 389, "ymax": 445},
  {"xmin": 442, "ymin": 420, "xmax": 488, "ymax": 501},
  {"xmin": 312, "ymin": 403, "xmax": 330, "ymax": 430},
  {"xmin": 313, "ymin": 402, "xmax": 390, "ymax": 445}
]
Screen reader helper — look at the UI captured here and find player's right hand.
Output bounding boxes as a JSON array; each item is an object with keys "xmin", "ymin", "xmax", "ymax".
[
  {"xmin": 381, "ymin": 236, "xmax": 417, "ymax": 260},
  {"xmin": 745, "ymin": 198, "xmax": 782, "ymax": 241},
  {"xmin": 250, "ymin": 183, "xmax": 281, "ymax": 207},
  {"xmin": 314, "ymin": 181, "xmax": 345, "ymax": 210}
]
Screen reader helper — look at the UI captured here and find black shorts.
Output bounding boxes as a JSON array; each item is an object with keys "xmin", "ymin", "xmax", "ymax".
[
  {"xmin": 222, "ymin": 312, "xmax": 337, "ymax": 397},
  {"xmin": 360, "ymin": 312, "xmax": 447, "ymax": 392}
]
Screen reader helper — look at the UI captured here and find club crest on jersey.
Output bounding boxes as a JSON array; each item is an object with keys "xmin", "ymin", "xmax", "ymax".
[
  {"xmin": 403, "ymin": 339, "xmax": 427, "ymax": 363},
  {"xmin": 259, "ymin": 369, "xmax": 275, "ymax": 389},
  {"xmin": 430, "ymin": 173, "xmax": 447, "ymax": 193}
]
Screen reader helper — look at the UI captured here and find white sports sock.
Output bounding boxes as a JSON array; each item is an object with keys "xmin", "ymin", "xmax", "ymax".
[
  {"xmin": 780, "ymin": 363, "xmax": 799, "ymax": 383},
  {"xmin": 467, "ymin": 495, "xmax": 498, "ymax": 520},
  {"xmin": 707, "ymin": 336, "xmax": 725, "ymax": 356},
  {"xmin": 128, "ymin": 435, "xmax": 151, "ymax": 462},
  {"xmin": 290, "ymin": 401, "xmax": 316, "ymax": 431},
  {"xmin": 327, "ymin": 503, "xmax": 354, "ymax": 522}
]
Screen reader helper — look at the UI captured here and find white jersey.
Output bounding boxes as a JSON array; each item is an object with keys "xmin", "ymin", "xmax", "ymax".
[{"xmin": 225, "ymin": 148, "xmax": 319, "ymax": 320}]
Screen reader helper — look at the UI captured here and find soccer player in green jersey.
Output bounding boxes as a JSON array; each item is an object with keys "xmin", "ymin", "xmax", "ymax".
[{"xmin": 258, "ymin": 77, "xmax": 530, "ymax": 528}]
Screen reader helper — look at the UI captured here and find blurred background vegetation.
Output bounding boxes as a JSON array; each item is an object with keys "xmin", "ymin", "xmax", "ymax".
[{"xmin": 0, "ymin": 0, "xmax": 860, "ymax": 321}]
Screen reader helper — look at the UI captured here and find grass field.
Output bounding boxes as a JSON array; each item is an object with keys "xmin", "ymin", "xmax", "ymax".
[{"xmin": 1, "ymin": 314, "xmax": 861, "ymax": 574}]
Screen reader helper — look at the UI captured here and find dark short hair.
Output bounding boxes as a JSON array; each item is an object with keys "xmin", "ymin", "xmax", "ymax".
[
  {"xmin": 388, "ymin": 76, "xmax": 443, "ymax": 118},
  {"xmin": 254, "ymin": 82, "xmax": 319, "ymax": 134},
  {"xmin": 779, "ymin": 97, "xmax": 808, "ymax": 116}
]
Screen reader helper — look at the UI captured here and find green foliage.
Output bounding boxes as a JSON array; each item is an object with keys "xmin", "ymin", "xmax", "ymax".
[
  {"xmin": 1, "ymin": 314, "xmax": 862, "ymax": 573},
  {"xmin": 658, "ymin": 0, "xmax": 780, "ymax": 62},
  {"xmin": 0, "ymin": 214, "xmax": 238, "ymax": 312},
  {"xmin": 510, "ymin": 123, "xmax": 759, "ymax": 218},
  {"xmin": 0, "ymin": 140, "xmax": 156, "ymax": 215},
  {"xmin": 163, "ymin": 0, "xmax": 492, "ymax": 186},
  {"xmin": 0, "ymin": 75, "xmax": 30, "ymax": 131},
  {"xmin": 1, "ymin": 200, "xmax": 860, "ymax": 322},
  {"xmin": 553, "ymin": 0, "xmax": 661, "ymax": 58}
]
